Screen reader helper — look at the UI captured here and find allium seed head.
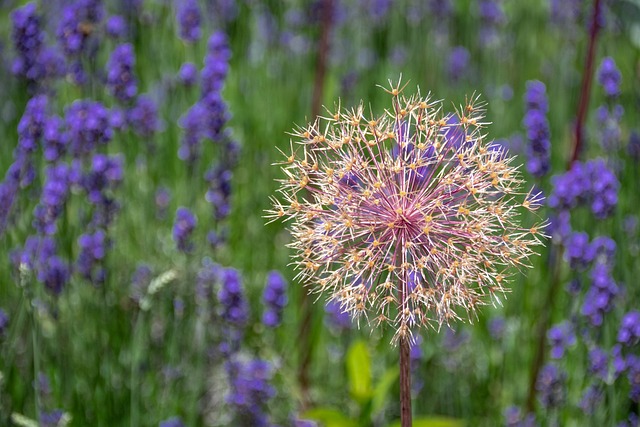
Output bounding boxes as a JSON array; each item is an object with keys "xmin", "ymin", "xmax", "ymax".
[{"xmin": 267, "ymin": 79, "xmax": 547, "ymax": 343}]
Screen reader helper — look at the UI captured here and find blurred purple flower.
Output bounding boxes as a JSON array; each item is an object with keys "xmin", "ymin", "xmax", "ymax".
[
  {"xmin": 324, "ymin": 300, "xmax": 351, "ymax": 331},
  {"xmin": 618, "ymin": 311, "xmax": 640, "ymax": 346},
  {"xmin": 173, "ymin": 207, "xmax": 197, "ymax": 252},
  {"xmin": 155, "ymin": 187, "xmax": 171, "ymax": 219},
  {"xmin": 106, "ymin": 43, "xmax": 138, "ymax": 103},
  {"xmin": 588, "ymin": 347, "xmax": 608, "ymax": 381},
  {"xmin": 202, "ymin": 31, "xmax": 231, "ymax": 96},
  {"xmin": 579, "ymin": 386, "xmax": 603, "ymax": 415},
  {"xmin": 547, "ymin": 321, "xmax": 576, "ymax": 359},
  {"xmin": 225, "ymin": 357, "xmax": 275, "ymax": 426},
  {"xmin": 65, "ymin": 100, "xmax": 113, "ymax": 157},
  {"xmin": 523, "ymin": 81, "xmax": 550, "ymax": 177},
  {"xmin": 448, "ymin": 46, "xmax": 469, "ymax": 82},
  {"xmin": 77, "ymin": 230, "xmax": 107, "ymax": 284},
  {"xmin": 536, "ymin": 364, "xmax": 566, "ymax": 409},
  {"xmin": 581, "ymin": 262, "xmax": 619, "ymax": 327},
  {"xmin": 0, "ymin": 308, "xmax": 8, "ymax": 335},
  {"xmin": 106, "ymin": 15, "xmax": 127, "ymax": 38},
  {"xmin": 178, "ymin": 62, "xmax": 199, "ymax": 86},
  {"xmin": 129, "ymin": 95, "xmax": 161, "ymax": 138},
  {"xmin": 177, "ymin": 0, "xmax": 202, "ymax": 42},
  {"xmin": 598, "ymin": 57, "xmax": 621, "ymax": 98},
  {"xmin": 262, "ymin": 270, "xmax": 288, "ymax": 328},
  {"xmin": 159, "ymin": 417, "xmax": 185, "ymax": 427}
]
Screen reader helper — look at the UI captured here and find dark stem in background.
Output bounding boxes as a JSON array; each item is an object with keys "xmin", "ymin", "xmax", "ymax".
[
  {"xmin": 570, "ymin": 0, "xmax": 603, "ymax": 165},
  {"xmin": 526, "ymin": 0, "xmax": 603, "ymax": 411},
  {"xmin": 298, "ymin": 0, "xmax": 333, "ymax": 408}
]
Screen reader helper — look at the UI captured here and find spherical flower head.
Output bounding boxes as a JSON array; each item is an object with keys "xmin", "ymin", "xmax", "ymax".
[
  {"xmin": 268, "ymin": 80, "xmax": 547, "ymax": 343},
  {"xmin": 598, "ymin": 57, "xmax": 621, "ymax": 98}
]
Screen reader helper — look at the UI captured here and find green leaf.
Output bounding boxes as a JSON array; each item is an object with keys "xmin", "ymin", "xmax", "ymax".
[
  {"xmin": 371, "ymin": 366, "xmax": 399, "ymax": 417},
  {"xmin": 387, "ymin": 416, "xmax": 465, "ymax": 427},
  {"xmin": 346, "ymin": 339, "xmax": 372, "ymax": 403},
  {"xmin": 301, "ymin": 407, "xmax": 358, "ymax": 427}
]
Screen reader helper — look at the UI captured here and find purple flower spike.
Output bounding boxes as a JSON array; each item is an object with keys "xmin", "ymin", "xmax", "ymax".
[
  {"xmin": 547, "ymin": 322, "xmax": 576, "ymax": 359},
  {"xmin": 598, "ymin": 57, "xmax": 621, "ymax": 98},
  {"xmin": 106, "ymin": 15, "xmax": 127, "ymax": 38},
  {"xmin": 618, "ymin": 311, "xmax": 640, "ymax": 346},
  {"xmin": 178, "ymin": 62, "xmax": 199, "ymax": 86},
  {"xmin": 536, "ymin": 364, "xmax": 566, "ymax": 409},
  {"xmin": 523, "ymin": 80, "xmax": 550, "ymax": 178},
  {"xmin": 106, "ymin": 43, "xmax": 138, "ymax": 103},
  {"xmin": 177, "ymin": 0, "xmax": 202, "ymax": 43},
  {"xmin": 262, "ymin": 270, "xmax": 288, "ymax": 328},
  {"xmin": 173, "ymin": 207, "xmax": 197, "ymax": 253}
]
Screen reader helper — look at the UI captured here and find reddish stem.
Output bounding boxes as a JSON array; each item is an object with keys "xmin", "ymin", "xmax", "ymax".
[
  {"xmin": 570, "ymin": 0, "xmax": 603, "ymax": 165},
  {"xmin": 400, "ymin": 336, "xmax": 413, "ymax": 427},
  {"xmin": 527, "ymin": 0, "xmax": 603, "ymax": 412}
]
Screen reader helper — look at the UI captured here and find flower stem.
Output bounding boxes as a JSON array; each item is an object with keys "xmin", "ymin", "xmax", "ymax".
[
  {"xmin": 570, "ymin": 0, "xmax": 603, "ymax": 165},
  {"xmin": 399, "ymin": 336, "xmax": 412, "ymax": 427}
]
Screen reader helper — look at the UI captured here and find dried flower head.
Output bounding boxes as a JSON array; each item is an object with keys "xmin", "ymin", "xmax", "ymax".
[{"xmin": 267, "ymin": 79, "xmax": 547, "ymax": 343}]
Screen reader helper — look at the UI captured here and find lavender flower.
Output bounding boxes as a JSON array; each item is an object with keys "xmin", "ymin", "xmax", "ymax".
[
  {"xmin": 106, "ymin": 15, "xmax": 127, "ymax": 39},
  {"xmin": 579, "ymin": 386, "xmax": 603, "ymax": 415},
  {"xmin": 80, "ymin": 154, "xmax": 123, "ymax": 227},
  {"xmin": 201, "ymin": 31, "xmax": 231, "ymax": 96},
  {"xmin": 262, "ymin": 270, "xmax": 288, "ymax": 328},
  {"xmin": 173, "ymin": 207, "xmax": 197, "ymax": 252},
  {"xmin": 40, "ymin": 410, "xmax": 65, "ymax": 427},
  {"xmin": 43, "ymin": 116, "xmax": 68, "ymax": 162},
  {"xmin": 535, "ymin": 364, "xmax": 566, "ymax": 409},
  {"xmin": 65, "ymin": 100, "xmax": 113, "ymax": 157},
  {"xmin": 159, "ymin": 417, "xmax": 185, "ymax": 427},
  {"xmin": 547, "ymin": 322, "xmax": 576, "ymax": 359},
  {"xmin": 18, "ymin": 95, "xmax": 48, "ymax": 155},
  {"xmin": 77, "ymin": 230, "xmax": 106, "ymax": 284},
  {"xmin": 589, "ymin": 347, "xmax": 609, "ymax": 381},
  {"xmin": 129, "ymin": 95, "xmax": 160, "ymax": 138},
  {"xmin": 57, "ymin": 0, "xmax": 104, "ymax": 57},
  {"xmin": 40, "ymin": 255, "xmax": 70, "ymax": 294},
  {"xmin": 628, "ymin": 131, "xmax": 640, "ymax": 161},
  {"xmin": 218, "ymin": 267, "xmax": 248, "ymax": 327},
  {"xmin": 205, "ymin": 165, "xmax": 232, "ymax": 220},
  {"xmin": 598, "ymin": 57, "xmax": 621, "ymax": 98},
  {"xmin": 33, "ymin": 163, "xmax": 71, "ymax": 235},
  {"xmin": 523, "ymin": 81, "xmax": 551, "ymax": 177},
  {"xmin": 155, "ymin": 187, "xmax": 171, "ymax": 219},
  {"xmin": 548, "ymin": 159, "xmax": 618, "ymax": 219},
  {"xmin": 106, "ymin": 43, "xmax": 138, "ymax": 103},
  {"xmin": 177, "ymin": 0, "xmax": 202, "ymax": 42},
  {"xmin": 564, "ymin": 232, "xmax": 595, "ymax": 270},
  {"xmin": 488, "ymin": 316, "xmax": 506, "ymax": 341},
  {"xmin": 225, "ymin": 358, "xmax": 275, "ymax": 426},
  {"xmin": 478, "ymin": 0, "xmax": 505, "ymax": 46},
  {"xmin": 618, "ymin": 311, "xmax": 640, "ymax": 346},
  {"xmin": 178, "ymin": 62, "xmax": 199, "ymax": 86},
  {"xmin": 130, "ymin": 263, "xmax": 152, "ymax": 303},
  {"xmin": 581, "ymin": 262, "xmax": 619, "ymax": 327},
  {"xmin": 596, "ymin": 104, "xmax": 623, "ymax": 151},
  {"xmin": 11, "ymin": 3, "xmax": 44, "ymax": 82},
  {"xmin": 0, "ymin": 308, "xmax": 9, "ymax": 335},
  {"xmin": 504, "ymin": 406, "xmax": 537, "ymax": 427},
  {"xmin": 195, "ymin": 258, "xmax": 219, "ymax": 306},
  {"xmin": 178, "ymin": 102, "xmax": 207, "ymax": 165},
  {"xmin": 324, "ymin": 300, "xmax": 352, "ymax": 331},
  {"xmin": 448, "ymin": 46, "xmax": 469, "ymax": 82},
  {"xmin": 268, "ymin": 82, "xmax": 546, "ymax": 341},
  {"xmin": 626, "ymin": 355, "xmax": 640, "ymax": 402}
]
